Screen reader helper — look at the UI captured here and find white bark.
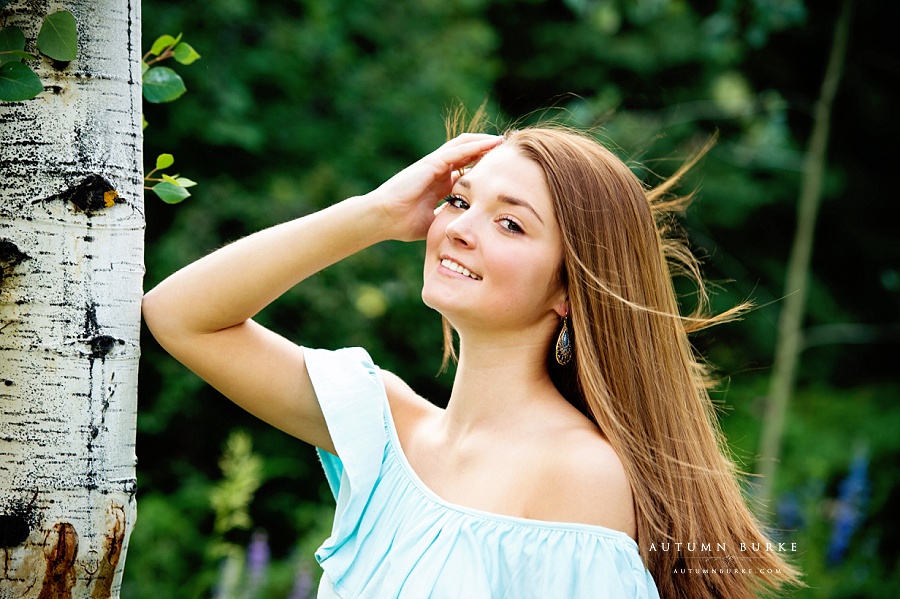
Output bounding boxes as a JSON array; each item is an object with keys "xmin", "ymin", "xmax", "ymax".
[{"xmin": 0, "ymin": 1, "xmax": 142, "ymax": 597}]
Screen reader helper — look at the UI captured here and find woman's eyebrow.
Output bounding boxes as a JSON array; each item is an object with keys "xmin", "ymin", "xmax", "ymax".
[{"xmin": 456, "ymin": 178, "xmax": 545, "ymax": 225}]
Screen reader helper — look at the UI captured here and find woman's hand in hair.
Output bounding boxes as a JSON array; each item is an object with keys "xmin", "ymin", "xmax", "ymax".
[{"xmin": 367, "ymin": 134, "xmax": 503, "ymax": 242}]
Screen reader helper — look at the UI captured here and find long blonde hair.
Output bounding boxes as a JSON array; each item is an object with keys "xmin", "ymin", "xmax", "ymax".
[{"xmin": 443, "ymin": 121, "xmax": 801, "ymax": 598}]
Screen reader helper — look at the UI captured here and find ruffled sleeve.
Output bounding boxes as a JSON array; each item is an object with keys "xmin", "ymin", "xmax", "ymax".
[{"xmin": 302, "ymin": 346, "xmax": 387, "ymax": 568}]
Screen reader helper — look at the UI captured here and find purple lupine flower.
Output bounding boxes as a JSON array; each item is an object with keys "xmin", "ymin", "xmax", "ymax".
[
  {"xmin": 826, "ymin": 453, "xmax": 870, "ymax": 565},
  {"xmin": 288, "ymin": 562, "xmax": 314, "ymax": 599},
  {"xmin": 245, "ymin": 530, "xmax": 271, "ymax": 595},
  {"xmin": 776, "ymin": 491, "xmax": 804, "ymax": 531}
]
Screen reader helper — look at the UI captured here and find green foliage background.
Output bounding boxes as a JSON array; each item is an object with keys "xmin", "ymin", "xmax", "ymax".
[{"xmin": 130, "ymin": 0, "xmax": 899, "ymax": 596}]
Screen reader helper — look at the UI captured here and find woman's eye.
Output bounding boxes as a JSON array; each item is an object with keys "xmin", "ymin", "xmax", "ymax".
[
  {"xmin": 443, "ymin": 195, "xmax": 469, "ymax": 210},
  {"xmin": 499, "ymin": 218, "xmax": 523, "ymax": 234}
]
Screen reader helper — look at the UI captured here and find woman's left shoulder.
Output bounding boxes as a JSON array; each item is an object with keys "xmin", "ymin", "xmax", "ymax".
[{"xmin": 531, "ymin": 412, "xmax": 637, "ymax": 539}]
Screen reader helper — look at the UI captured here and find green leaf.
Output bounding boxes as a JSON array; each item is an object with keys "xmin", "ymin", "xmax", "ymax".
[
  {"xmin": 37, "ymin": 10, "xmax": 78, "ymax": 62},
  {"xmin": 173, "ymin": 42, "xmax": 201, "ymax": 65},
  {"xmin": 152, "ymin": 181, "xmax": 191, "ymax": 204},
  {"xmin": 0, "ymin": 26, "xmax": 26, "ymax": 65},
  {"xmin": 156, "ymin": 153, "xmax": 175, "ymax": 170},
  {"xmin": 142, "ymin": 66, "xmax": 186, "ymax": 103},
  {"xmin": 0, "ymin": 61, "xmax": 42, "ymax": 101},
  {"xmin": 142, "ymin": 114, "xmax": 148, "ymax": 130},
  {"xmin": 141, "ymin": 61, "xmax": 149, "ymax": 75},
  {"xmin": 175, "ymin": 177, "xmax": 197, "ymax": 188},
  {"xmin": 161, "ymin": 173, "xmax": 180, "ymax": 185},
  {"xmin": 149, "ymin": 34, "xmax": 176, "ymax": 57}
]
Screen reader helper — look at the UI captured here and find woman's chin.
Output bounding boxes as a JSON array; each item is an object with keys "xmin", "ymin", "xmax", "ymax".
[
  {"xmin": 421, "ymin": 289, "xmax": 471, "ymax": 324},
  {"xmin": 421, "ymin": 289, "xmax": 454, "ymax": 315}
]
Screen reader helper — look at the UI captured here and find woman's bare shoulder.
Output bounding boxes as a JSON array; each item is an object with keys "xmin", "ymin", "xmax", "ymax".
[{"xmin": 528, "ymin": 410, "xmax": 637, "ymax": 538}]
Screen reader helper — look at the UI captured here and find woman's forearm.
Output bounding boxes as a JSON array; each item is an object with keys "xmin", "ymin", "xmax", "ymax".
[{"xmin": 142, "ymin": 194, "xmax": 391, "ymax": 336}]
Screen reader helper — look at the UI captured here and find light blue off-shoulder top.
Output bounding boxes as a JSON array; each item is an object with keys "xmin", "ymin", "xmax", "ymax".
[{"xmin": 304, "ymin": 346, "xmax": 661, "ymax": 599}]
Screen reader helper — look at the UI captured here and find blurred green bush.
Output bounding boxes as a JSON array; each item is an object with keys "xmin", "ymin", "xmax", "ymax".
[{"xmin": 128, "ymin": 0, "xmax": 899, "ymax": 597}]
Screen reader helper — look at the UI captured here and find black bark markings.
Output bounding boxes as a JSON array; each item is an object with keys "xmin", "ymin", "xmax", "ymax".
[
  {"xmin": 0, "ymin": 515, "xmax": 31, "ymax": 548},
  {"xmin": 0, "ymin": 240, "xmax": 30, "ymax": 286},
  {"xmin": 89, "ymin": 335, "xmax": 123, "ymax": 359},
  {"xmin": 81, "ymin": 302, "xmax": 124, "ymax": 489},
  {"xmin": 0, "ymin": 494, "xmax": 39, "ymax": 549},
  {"xmin": 33, "ymin": 175, "xmax": 122, "ymax": 213},
  {"xmin": 83, "ymin": 302, "xmax": 100, "ymax": 339},
  {"xmin": 0, "ymin": 491, "xmax": 38, "ymax": 548},
  {"xmin": 82, "ymin": 304, "xmax": 124, "ymax": 360}
]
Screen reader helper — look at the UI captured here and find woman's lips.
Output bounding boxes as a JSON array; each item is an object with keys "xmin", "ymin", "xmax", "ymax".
[{"xmin": 439, "ymin": 256, "xmax": 481, "ymax": 280}]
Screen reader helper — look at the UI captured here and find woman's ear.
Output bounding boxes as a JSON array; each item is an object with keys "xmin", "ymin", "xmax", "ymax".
[{"xmin": 553, "ymin": 294, "xmax": 569, "ymax": 319}]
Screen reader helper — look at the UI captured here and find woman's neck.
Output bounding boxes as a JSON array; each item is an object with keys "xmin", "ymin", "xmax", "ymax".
[{"xmin": 442, "ymin": 330, "xmax": 560, "ymax": 440}]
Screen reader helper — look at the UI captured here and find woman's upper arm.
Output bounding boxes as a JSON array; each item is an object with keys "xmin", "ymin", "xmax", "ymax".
[{"xmin": 143, "ymin": 302, "xmax": 335, "ymax": 453}]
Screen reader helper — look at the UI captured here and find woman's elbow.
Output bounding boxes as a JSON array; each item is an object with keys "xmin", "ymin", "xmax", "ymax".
[{"xmin": 141, "ymin": 286, "xmax": 180, "ymax": 341}]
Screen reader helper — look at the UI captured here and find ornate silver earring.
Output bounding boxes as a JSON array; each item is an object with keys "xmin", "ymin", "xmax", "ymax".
[{"xmin": 555, "ymin": 316, "xmax": 573, "ymax": 365}]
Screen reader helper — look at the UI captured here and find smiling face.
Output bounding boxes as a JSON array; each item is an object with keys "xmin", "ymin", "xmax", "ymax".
[{"xmin": 422, "ymin": 145, "xmax": 568, "ymax": 335}]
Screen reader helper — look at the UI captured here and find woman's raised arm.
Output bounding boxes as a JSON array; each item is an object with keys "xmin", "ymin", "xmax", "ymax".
[{"xmin": 141, "ymin": 134, "xmax": 502, "ymax": 452}]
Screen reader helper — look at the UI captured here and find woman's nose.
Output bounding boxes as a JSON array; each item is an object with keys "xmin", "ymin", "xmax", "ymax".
[{"xmin": 444, "ymin": 212, "xmax": 477, "ymax": 248}]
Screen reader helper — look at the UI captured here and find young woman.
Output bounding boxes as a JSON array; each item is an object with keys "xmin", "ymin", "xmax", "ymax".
[{"xmin": 142, "ymin": 128, "xmax": 800, "ymax": 598}]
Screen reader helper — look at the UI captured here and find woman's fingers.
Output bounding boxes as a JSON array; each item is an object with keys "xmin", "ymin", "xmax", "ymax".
[
  {"xmin": 362, "ymin": 135, "xmax": 502, "ymax": 241},
  {"xmin": 442, "ymin": 132, "xmax": 501, "ymax": 146},
  {"xmin": 382, "ymin": 135, "xmax": 500, "ymax": 206},
  {"xmin": 431, "ymin": 134, "xmax": 503, "ymax": 171}
]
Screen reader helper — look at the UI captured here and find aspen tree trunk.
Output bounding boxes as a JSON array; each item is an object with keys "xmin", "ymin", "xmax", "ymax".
[
  {"xmin": 0, "ymin": 1, "xmax": 142, "ymax": 597},
  {"xmin": 755, "ymin": 0, "xmax": 851, "ymax": 505}
]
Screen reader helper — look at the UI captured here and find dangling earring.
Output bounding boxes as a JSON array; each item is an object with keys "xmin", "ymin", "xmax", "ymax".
[{"xmin": 555, "ymin": 316, "xmax": 573, "ymax": 365}]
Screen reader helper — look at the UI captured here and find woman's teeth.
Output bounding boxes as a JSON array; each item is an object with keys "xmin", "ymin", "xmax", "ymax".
[{"xmin": 441, "ymin": 258, "xmax": 481, "ymax": 280}]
